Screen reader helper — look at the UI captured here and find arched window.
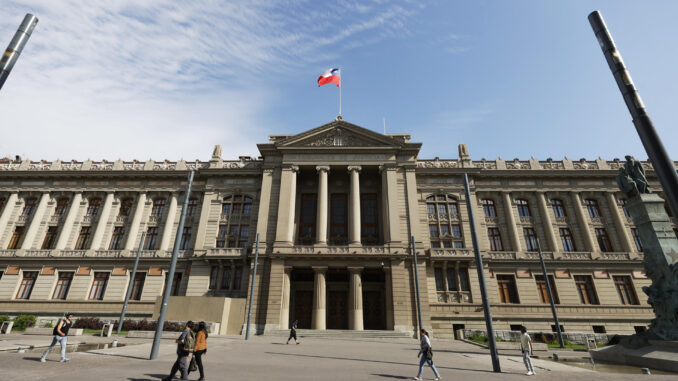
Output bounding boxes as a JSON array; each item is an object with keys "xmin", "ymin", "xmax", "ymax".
[
  {"xmin": 54, "ymin": 198, "xmax": 69, "ymax": 216},
  {"xmin": 427, "ymin": 195, "xmax": 463, "ymax": 249},
  {"xmin": 551, "ymin": 199, "xmax": 566, "ymax": 217},
  {"xmin": 515, "ymin": 199, "xmax": 530, "ymax": 217},
  {"xmin": 151, "ymin": 198, "xmax": 166, "ymax": 216},
  {"xmin": 584, "ymin": 199, "xmax": 600, "ymax": 218},
  {"xmin": 22, "ymin": 197, "xmax": 38, "ymax": 216},
  {"xmin": 481, "ymin": 199, "xmax": 496, "ymax": 217},
  {"xmin": 87, "ymin": 198, "xmax": 101, "ymax": 216},
  {"xmin": 118, "ymin": 198, "xmax": 134, "ymax": 217},
  {"xmin": 218, "ymin": 194, "xmax": 252, "ymax": 248}
]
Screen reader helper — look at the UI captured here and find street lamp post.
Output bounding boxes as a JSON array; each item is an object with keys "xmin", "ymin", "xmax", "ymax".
[
  {"xmin": 536, "ymin": 238, "xmax": 565, "ymax": 348},
  {"xmin": 0, "ymin": 14, "xmax": 38, "ymax": 91}
]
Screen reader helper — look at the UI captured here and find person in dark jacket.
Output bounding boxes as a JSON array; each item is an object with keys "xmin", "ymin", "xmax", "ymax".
[
  {"xmin": 414, "ymin": 329, "xmax": 440, "ymax": 380},
  {"xmin": 40, "ymin": 313, "xmax": 73, "ymax": 362},
  {"xmin": 163, "ymin": 321, "xmax": 194, "ymax": 381},
  {"xmin": 188, "ymin": 321, "xmax": 208, "ymax": 381},
  {"xmin": 286, "ymin": 320, "xmax": 300, "ymax": 345}
]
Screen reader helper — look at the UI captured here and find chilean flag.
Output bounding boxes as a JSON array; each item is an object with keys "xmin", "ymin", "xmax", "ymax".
[{"xmin": 318, "ymin": 68, "xmax": 341, "ymax": 87}]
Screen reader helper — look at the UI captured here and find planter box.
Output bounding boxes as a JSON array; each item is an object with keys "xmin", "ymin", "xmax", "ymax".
[{"xmin": 24, "ymin": 327, "xmax": 83, "ymax": 336}]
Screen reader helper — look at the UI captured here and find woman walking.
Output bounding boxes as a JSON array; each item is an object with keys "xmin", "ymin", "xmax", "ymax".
[
  {"xmin": 189, "ymin": 321, "xmax": 208, "ymax": 381},
  {"xmin": 414, "ymin": 329, "xmax": 441, "ymax": 380}
]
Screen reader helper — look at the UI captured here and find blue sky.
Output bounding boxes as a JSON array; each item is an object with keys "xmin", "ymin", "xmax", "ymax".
[{"xmin": 1, "ymin": 1, "xmax": 677, "ymax": 162}]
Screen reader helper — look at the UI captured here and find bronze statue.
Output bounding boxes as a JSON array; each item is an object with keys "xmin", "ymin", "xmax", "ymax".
[{"xmin": 617, "ymin": 155, "xmax": 650, "ymax": 196}]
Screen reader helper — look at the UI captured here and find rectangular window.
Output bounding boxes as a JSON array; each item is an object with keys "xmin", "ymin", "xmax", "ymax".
[
  {"xmin": 451, "ymin": 225, "xmax": 462, "ymax": 238},
  {"xmin": 487, "ymin": 228, "xmax": 503, "ymax": 251},
  {"xmin": 585, "ymin": 199, "xmax": 600, "ymax": 218},
  {"xmin": 233, "ymin": 266, "xmax": 243, "ymax": 290},
  {"xmin": 88, "ymin": 272, "xmax": 109, "ymax": 300},
  {"xmin": 574, "ymin": 275, "xmax": 599, "ymax": 305},
  {"xmin": 52, "ymin": 272, "xmax": 74, "ymax": 300},
  {"xmin": 427, "ymin": 204, "xmax": 435, "ymax": 215},
  {"xmin": 559, "ymin": 228, "xmax": 576, "ymax": 252},
  {"xmin": 186, "ymin": 198, "xmax": 199, "ymax": 216},
  {"xmin": 209, "ymin": 266, "xmax": 219, "ymax": 290},
  {"xmin": 497, "ymin": 274, "xmax": 519, "ymax": 303},
  {"xmin": 75, "ymin": 226, "xmax": 91, "ymax": 250},
  {"xmin": 7, "ymin": 226, "xmax": 25, "ymax": 249},
  {"xmin": 523, "ymin": 228, "xmax": 538, "ymax": 251},
  {"xmin": 482, "ymin": 200, "xmax": 496, "ymax": 217},
  {"xmin": 459, "ymin": 268, "xmax": 470, "ymax": 291},
  {"xmin": 109, "ymin": 227, "xmax": 125, "ymax": 250},
  {"xmin": 221, "ymin": 204, "xmax": 231, "ymax": 215},
  {"xmin": 429, "ymin": 225, "xmax": 439, "ymax": 238},
  {"xmin": 228, "ymin": 225, "xmax": 239, "ymax": 247},
  {"xmin": 16, "ymin": 271, "xmax": 38, "ymax": 299},
  {"xmin": 41, "ymin": 226, "xmax": 59, "ymax": 250},
  {"xmin": 619, "ymin": 198, "xmax": 631, "ymax": 218},
  {"xmin": 535, "ymin": 274, "xmax": 559, "ymax": 304},
  {"xmin": 437, "ymin": 204, "xmax": 447, "ymax": 217},
  {"xmin": 361, "ymin": 194, "xmax": 379, "ymax": 245},
  {"xmin": 143, "ymin": 227, "xmax": 159, "ymax": 250},
  {"xmin": 171, "ymin": 272, "xmax": 182, "ymax": 296},
  {"xmin": 434, "ymin": 267, "xmax": 444, "ymax": 291},
  {"xmin": 595, "ymin": 228, "xmax": 613, "ymax": 252},
  {"xmin": 613, "ymin": 275, "xmax": 639, "ymax": 305},
  {"xmin": 151, "ymin": 199, "xmax": 166, "ymax": 216},
  {"xmin": 330, "ymin": 194, "xmax": 348, "ymax": 245},
  {"xmin": 446, "ymin": 267, "xmax": 457, "ymax": 291},
  {"xmin": 22, "ymin": 198, "xmax": 37, "ymax": 216},
  {"xmin": 179, "ymin": 227, "xmax": 191, "ymax": 250},
  {"xmin": 298, "ymin": 194, "xmax": 317, "ymax": 245},
  {"xmin": 54, "ymin": 198, "xmax": 69, "ymax": 216},
  {"xmin": 87, "ymin": 199, "xmax": 101, "ymax": 217},
  {"xmin": 221, "ymin": 267, "xmax": 232, "ymax": 290},
  {"xmin": 631, "ymin": 228, "xmax": 643, "ymax": 251},
  {"xmin": 551, "ymin": 199, "xmax": 566, "ymax": 217},
  {"xmin": 439, "ymin": 225, "xmax": 450, "ymax": 237},
  {"xmin": 242, "ymin": 203, "xmax": 252, "ymax": 215},
  {"xmin": 216, "ymin": 225, "xmax": 228, "ymax": 248},
  {"xmin": 130, "ymin": 272, "xmax": 146, "ymax": 301}
]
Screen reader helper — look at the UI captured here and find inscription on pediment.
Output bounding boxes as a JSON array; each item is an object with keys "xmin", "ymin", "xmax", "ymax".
[{"xmin": 304, "ymin": 128, "xmax": 373, "ymax": 147}]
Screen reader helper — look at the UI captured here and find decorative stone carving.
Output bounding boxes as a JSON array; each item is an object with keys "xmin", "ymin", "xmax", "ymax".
[
  {"xmin": 122, "ymin": 162, "xmax": 144, "ymax": 171},
  {"xmin": 91, "ymin": 162, "xmax": 113, "ymax": 171},
  {"xmin": 417, "ymin": 158, "xmax": 459, "ymax": 168},
  {"xmin": 153, "ymin": 161, "xmax": 177, "ymax": 170},
  {"xmin": 306, "ymin": 128, "xmax": 371, "ymax": 147}
]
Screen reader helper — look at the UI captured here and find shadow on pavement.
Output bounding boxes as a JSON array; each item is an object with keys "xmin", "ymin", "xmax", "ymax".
[
  {"xmin": 85, "ymin": 351, "xmax": 148, "ymax": 360},
  {"xmin": 373, "ymin": 374, "xmax": 410, "ymax": 379},
  {"xmin": 127, "ymin": 374, "xmax": 166, "ymax": 381}
]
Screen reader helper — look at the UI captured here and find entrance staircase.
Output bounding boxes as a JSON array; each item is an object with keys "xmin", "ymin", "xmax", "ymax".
[{"xmin": 265, "ymin": 329, "xmax": 415, "ymax": 340}]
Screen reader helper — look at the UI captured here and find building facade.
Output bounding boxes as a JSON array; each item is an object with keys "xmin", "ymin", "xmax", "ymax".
[{"xmin": 0, "ymin": 119, "xmax": 670, "ymax": 336}]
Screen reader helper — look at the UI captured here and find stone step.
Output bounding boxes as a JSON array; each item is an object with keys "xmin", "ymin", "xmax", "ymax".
[{"xmin": 266, "ymin": 329, "xmax": 414, "ymax": 339}]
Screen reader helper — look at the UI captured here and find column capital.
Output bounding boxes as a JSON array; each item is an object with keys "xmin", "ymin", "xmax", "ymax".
[
  {"xmin": 312, "ymin": 266, "xmax": 328, "ymax": 273},
  {"xmin": 282, "ymin": 164, "xmax": 299, "ymax": 173},
  {"xmin": 316, "ymin": 165, "xmax": 330, "ymax": 173},
  {"xmin": 284, "ymin": 266, "xmax": 294, "ymax": 274},
  {"xmin": 347, "ymin": 266, "xmax": 364, "ymax": 273},
  {"xmin": 347, "ymin": 165, "xmax": 362, "ymax": 173},
  {"xmin": 378, "ymin": 164, "xmax": 397, "ymax": 173}
]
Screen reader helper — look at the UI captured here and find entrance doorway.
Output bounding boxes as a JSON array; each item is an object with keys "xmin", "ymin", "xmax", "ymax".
[
  {"xmin": 327, "ymin": 269, "xmax": 349, "ymax": 329},
  {"xmin": 362, "ymin": 269, "xmax": 386, "ymax": 330},
  {"xmin": 290, "ymin": 269, "xmax": 314, "ymax": 329}
]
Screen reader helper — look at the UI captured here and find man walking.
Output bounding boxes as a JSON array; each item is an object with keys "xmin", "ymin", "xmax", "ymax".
[
  {"xmin": 520, "ymin": 326, "xmax": 536, "ymax": 376},
  {"xmin": 40, "ymin": 313, "xmax": 73, "ymax": 363},
  {"xmin": 286, "ymin": 319, "xmax": 300, "ymax": 345},
  {"xmin": 163, "ymin": 321, "xmax": 195, "ymax": 381}
]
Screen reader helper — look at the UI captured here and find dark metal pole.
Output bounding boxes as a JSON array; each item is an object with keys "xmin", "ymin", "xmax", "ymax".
[
  {"xmin": 0, "ymin": 13, "xmax": 38, "ymax": 91},
  {"xmin": 589, "ymin": 10, "xmax": 678, "ymax": 218},
  {"xmin": 410, "ymin": 235, "xmax": 424, "ymax": 334},
  {"xmin": 245, "ymin": 233, "xmax": 260, "ymax": 340},
  {"xmin": 536, "ymin": 238, "xmax": 564, "ymax": 348},
  {"xmin": 463, "ymin": 173, "xmax": 501, "ymax": 372},
  {"xmin": 150, "ymin": 170, "xmax": 194, "ymax": 360},
  {"xmin": 117, "ymin": 232, "xmax": 145, "ymax": 335}
]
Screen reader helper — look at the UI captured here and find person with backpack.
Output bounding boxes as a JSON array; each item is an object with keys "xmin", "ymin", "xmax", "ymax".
[
  {"xmin": 188, "ymin": 321, "xmax": 208, "ymax": 381},
  {"xmin": 286, "ymin": 319, "xmax": 300, "ymax": 345},
  {"xmin": 163, "ymin": 321, "xmax": 195, "ymax": 381},
  {"xmin": 520, "ymin": 325, "xmax": 536, "ymax": 376},
  {"xmin": 414, "ymin": 329, "xmax": 441, "ymax": 380},
  {"xmin": 40, "ymin": 313, "xmax": 73, "ymax": 363}
]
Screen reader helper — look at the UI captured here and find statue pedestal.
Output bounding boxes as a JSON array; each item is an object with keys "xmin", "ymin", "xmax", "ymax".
[{"xmin": 591, "ymin": 340, "xmax": 678, "ymax": 373}]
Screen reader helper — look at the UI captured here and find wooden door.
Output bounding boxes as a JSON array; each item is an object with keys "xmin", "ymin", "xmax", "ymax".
[
  {"xmin": 293, "ymin": 290, "xmax": 313, "ymax": 329},
  {"xmin": 327, "ymin": 291, "xmax": 348, "ymax": 329},
  {"xmin": 363, "ymin": 290, "xmax": 385, "ymax": 330}
]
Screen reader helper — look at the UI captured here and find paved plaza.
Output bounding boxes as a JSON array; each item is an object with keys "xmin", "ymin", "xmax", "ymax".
[{"xmin": 0, "ymin": 334, "xmax": 675, "ymax": 380}]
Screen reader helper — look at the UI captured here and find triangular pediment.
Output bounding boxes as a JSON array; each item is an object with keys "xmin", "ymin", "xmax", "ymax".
[{"xmin": 277, "ymin": 119, "xmax": 402, "ymax": 148}]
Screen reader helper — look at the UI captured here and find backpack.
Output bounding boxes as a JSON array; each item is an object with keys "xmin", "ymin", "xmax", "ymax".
[{"xmin": 182, "ymin": 331, "xmax": 196, "ymax": 352}]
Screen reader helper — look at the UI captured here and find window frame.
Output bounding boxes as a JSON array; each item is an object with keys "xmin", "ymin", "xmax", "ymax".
[
  {"xmin": 559, "ymin": 228, "xmax": 576, "ymax": 252},
  {"xmin": 74, "ymin": 226, "xmax": 91, "ymax": 250},
  {"xmin": 584, "ymin": 199, "xmax": 600, "ymax": 218},
  {"xmin": 52, "ymin": 271, "xmax": 74, "ymax": 300},
  {"xmin": 487, "ymin": 227, "xmax": 503, "ymax": 251},
  {"xmin": 516, "ymin": 199, "xmax": 531, "ymax": 217},
  {"xmin": 535, "ymin": 274, "xmax": 559, "ymax": 304},
  {"xmin": 481, "ymin": 199, "xmax": 497, "ymax": 217},
  {"xmin": 574, "ymin": 275, "xmax": 599, "ymax": 305},
  {"xmin": 16, "ymin": 271, "xmax": 38, "ymax": 299},
  {"xmin": 551, "ymin": 199, "xmax": 566, "ymax": 218},
  {"xmin": 595, "ymin": 228, "xmax": 613, "ymax": 252},
  {"xmin": 496, "ymin": 274, "xmax": 520, "ymax": 304},
  {"xmin": 86, "ymin": 198, "xmax": 101, "ymax": 217},
  {"xmin": 523, "ymin": 227, "xmax": 538, "ymax": 251},
  {"xmin": 613, "ymin": 275, "xmax": 639, "ymax": 305},
  {"xmin": 88, "ymin": 272, "xmax": 110, "ymax": 300}
]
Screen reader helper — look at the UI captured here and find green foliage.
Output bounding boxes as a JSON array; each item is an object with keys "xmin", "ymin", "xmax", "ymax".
[
  {"xmin": 13, "ymin": 315, "xmax": 37, "ymax": 331},
  {"xmin": 0, "ymin": 315, "xmax": 10, "ymax": 323},
  {"xmin": 468, "ymin": 332, "xmax": 489, "ymax": 344},
  {"xmin": 44, "ymin": 322, "xmax": 54, "ymax": 328}
]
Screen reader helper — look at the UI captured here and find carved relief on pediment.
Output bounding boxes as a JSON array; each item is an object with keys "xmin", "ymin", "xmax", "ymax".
[{"xmin": 302, "ymin": 128, "xmax": 375, "ymax": 147}]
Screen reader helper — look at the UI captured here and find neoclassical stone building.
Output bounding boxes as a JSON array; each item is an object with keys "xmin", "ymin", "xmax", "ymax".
[{"xmin": 0, "ymin": 119, "xmax": 670, "ymax": 336}]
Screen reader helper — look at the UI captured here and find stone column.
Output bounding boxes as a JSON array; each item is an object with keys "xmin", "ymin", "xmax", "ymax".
[
  {"xmin": 21, "ymin": 192, "xmax": 50, "ymax": 250},
  {"xmin": 316, "ymin": 166, "xmax": 330, "ymax": 244},
  {"xmin": 501, "ymin": 192, "xmax": 521, "ymax": 252},
  {"xmin": 229, "ymin": 260, "xmax": 236, "ymax": 291},
  {"xmin": 275, "ymin": 165, "xmax": 299, "ymax": 245},
  {"xmin": 159, "ymin": 193, "xmax": 178, "ymax": 251},
  {"xmin": 0, "ymin": 192, "xmax": 18, "ymax": 248},
  {"xmin": 383, "ymin": 266, "xmax": 394, "ymax": 330},
  {"xmin": 55, "ymin": 193, "xmax": 82, "ymax": 250},
  {"xmin": 536, "ymin": 192, "xmax": 559, "ymax": 251},
  {"xmin": 124, "ymin": 193, "xmax": 147, "ymax": 250},
  {"xmin": 571, "ymin": 192, "xmax": 596, "ymax": 252},
  {"xmin": 311, "ymin": 266, "xmax": 327, "ymax": 330},
  {"xmin": 280, "ymin": 266, "xmax": 292, "ymax": 330},
  {"xmin": 381, "ymin": 165, "xmax": 401, "ymax": 245},
  {"xmin": 255, "ymin": 168, "xmax": 275, "ymax": 248},
  {"xmin": 606, "ymin": 192, "xmax": 634, "ymax": 253},
  {"xmin": 90, "ymin": 192, "xmax": 114, "ymax": 250},
  {"xmin": 348, "ymin": 267, "xmax": 364, "ymax": 331},
  {"xmin": 348, "ymin": 166, "xmax": 362, "ymax": 245}
]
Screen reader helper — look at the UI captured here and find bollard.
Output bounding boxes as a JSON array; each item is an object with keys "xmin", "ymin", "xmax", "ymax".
[
  {"xmin": 641, "ymin": 368, "xmax": 651, "ymax": 375},
  {"xmin": 552, "ymin": 353, "xmax": 559, "ymax": 361}
]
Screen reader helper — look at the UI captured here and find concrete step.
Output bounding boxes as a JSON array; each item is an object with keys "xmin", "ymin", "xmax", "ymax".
[{"xmin": 266, "ymin": 329, "xmax": 414, "ymax": 339}]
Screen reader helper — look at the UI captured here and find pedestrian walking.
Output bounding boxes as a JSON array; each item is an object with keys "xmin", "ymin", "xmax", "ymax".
[
  {"xmin": 163, "ymin": 321, "xmax": 195, "ymax": 381},
  {"xmin": 286, "ymin": 319, "xmax": 300, "ymax": 345},
  {"xmin": 188, "ymin": 321, "xmax": 208, "ymax": 381},
  {"xmin": 40, "ymin": 313, "xmax": 73, "ymax": 363},
  {"xmin": 414, "ymin": 329, "xmax": 441, "ymax": 380},
  {"xmin": 520, "ymin": 326, "xmax": 536, "ymax": 376}
]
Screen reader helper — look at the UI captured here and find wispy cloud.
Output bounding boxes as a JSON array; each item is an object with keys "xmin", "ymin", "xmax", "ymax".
[{"xmin": 0, "ymin": 0, "xmax": 420, "ymax": 160}]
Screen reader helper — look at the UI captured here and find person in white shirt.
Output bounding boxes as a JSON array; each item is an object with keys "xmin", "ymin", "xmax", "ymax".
[
  {"xmin": 414, "ymin": 329, "xmax": 441, "ymax": 380},
  {"xmin": 520, "ymin": 326, "xmax": 535, "ymax": 376}
]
